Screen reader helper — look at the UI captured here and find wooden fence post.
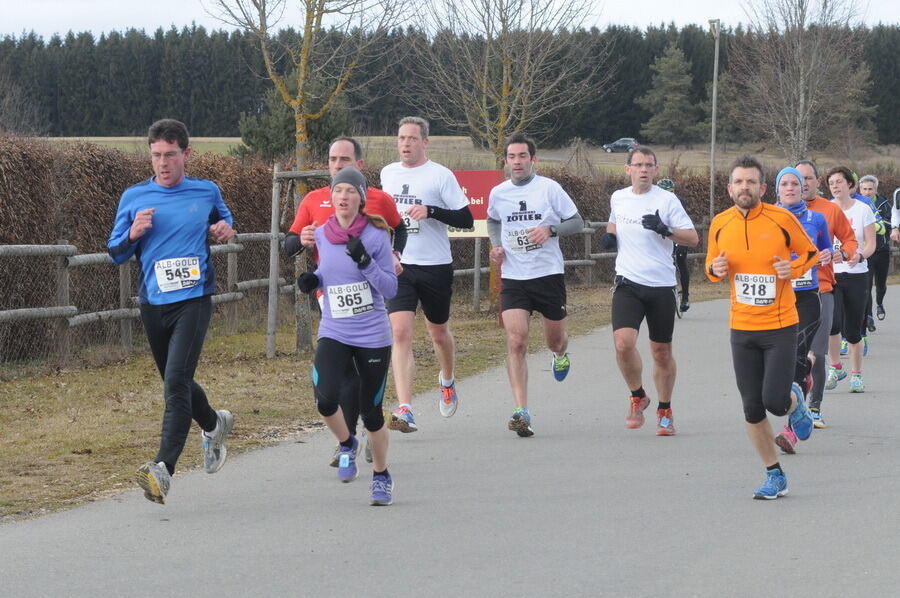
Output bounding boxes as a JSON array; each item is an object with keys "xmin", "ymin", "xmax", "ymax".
[
  {"xmin": 227, "ymin": 250, "xmax": 238, "ymax": 333},
  {"xmin": 583, "ymin": 229, "xmax": 593, "ymax": 286},
  {"xmin": 118, "ymin": 261, "xmax": 132, "ymax": 352},
  {"xmin": 56, "ymin": 240, "xmax": 70, "ymax": 364},
  {"xmin": 472, "ymin": 237, "xmax": 482, "ymax": 311}
]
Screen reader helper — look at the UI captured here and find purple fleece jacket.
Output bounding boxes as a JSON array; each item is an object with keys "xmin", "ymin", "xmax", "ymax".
[{"xmin": 313, "ymin": 221, "xmax": 397, "ymax": 348}]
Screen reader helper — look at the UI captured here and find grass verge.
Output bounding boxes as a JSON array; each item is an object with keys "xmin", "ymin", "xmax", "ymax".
[{"xmin": 2, "ymin": 280, "xmax": 731, "ymax": 521}]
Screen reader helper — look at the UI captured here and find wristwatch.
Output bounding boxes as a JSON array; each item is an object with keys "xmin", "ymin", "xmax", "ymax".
[{"xmin": 549, "ymin": 225, "xmax": 558, "ymax": 237}]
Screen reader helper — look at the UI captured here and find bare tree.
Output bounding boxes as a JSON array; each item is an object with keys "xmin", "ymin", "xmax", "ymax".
[
  {"xmin": 0, "ymin": 74, "xmax": 45, "ymax": 135},
  {"xmin": 206, "ymin": 0, "xmax": 407, "ymax": 169},
  {"xmin": 409, "ymin": 0, "xmax": 613, "ymax": 165},
  {"xmin": 729, "ymin": 0, "xmax": 872, "ymax": 162}
]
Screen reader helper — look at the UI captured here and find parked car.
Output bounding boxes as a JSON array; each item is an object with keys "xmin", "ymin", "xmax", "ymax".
[{"xmin": 602, "ymin": 137, "xmax": 638, "ymax": 153}]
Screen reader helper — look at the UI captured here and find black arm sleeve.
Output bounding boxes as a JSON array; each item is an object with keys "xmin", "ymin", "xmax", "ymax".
[
  {"xmin": 283, "ymin": 232, "xmax": 304, "ymax": 258},
  {"xmin": 427, "ymin": 205, "xmax": 474, "ymax": 229},
  {"xmin": 392, "ymin": 221, "xmax": 408, "ymax": 254}
]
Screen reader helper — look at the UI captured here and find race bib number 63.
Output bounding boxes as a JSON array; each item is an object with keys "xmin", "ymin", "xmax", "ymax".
[{"xmin": 734, "ymin": 273, "xmax": 776, "ymax": 306}]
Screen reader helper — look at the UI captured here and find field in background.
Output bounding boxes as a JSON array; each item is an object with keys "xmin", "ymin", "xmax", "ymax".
[{"xmin": 43, "ymin": 136, "xmax": 900, "ymax": 175}]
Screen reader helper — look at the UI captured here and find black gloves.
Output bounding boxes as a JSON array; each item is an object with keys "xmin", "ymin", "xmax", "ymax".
[
  {"xmin": 296, "ymin": 272, "xmax": 318, "ymax": 293},
  {"xmin": 641, "ymin": 210, "xmax": 672, "ymax": 238},
  {"xmin": 345, "ymin": 235, "xmax": 372, "ymax": 269},
  {"xmin": 599, "ymin": 232, "xmax": 618, "ymax": 250}
]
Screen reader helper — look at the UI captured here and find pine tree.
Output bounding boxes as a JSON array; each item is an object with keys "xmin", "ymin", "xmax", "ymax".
[{"xmin": 637, "ymin": 42, "xmax": 702, "ymax": 148}]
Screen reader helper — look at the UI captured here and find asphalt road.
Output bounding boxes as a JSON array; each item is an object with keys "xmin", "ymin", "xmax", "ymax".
[{"xmin": 2, "ymin": 293, "xmax": 898, "ymax": 597}]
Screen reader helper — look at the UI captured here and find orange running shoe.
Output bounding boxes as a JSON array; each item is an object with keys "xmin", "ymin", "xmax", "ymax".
[
  {"xmin": 625, "ymin": 395, "xmax": 650, "ymax": 429},
  {"xmin": 656, "ymin": 408, "xmax": 676, "ymax": 436}
]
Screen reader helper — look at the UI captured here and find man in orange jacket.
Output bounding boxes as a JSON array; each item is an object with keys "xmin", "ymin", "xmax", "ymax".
[{"xmin": 706, "ymin": 156, "xmax": 818, "ymax": 500}]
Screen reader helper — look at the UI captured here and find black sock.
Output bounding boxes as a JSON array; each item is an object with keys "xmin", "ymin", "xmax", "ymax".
[
  {"xmin": 767, "ymin": 463, "xmax": 782, "ymax": 473},
  {"xmin": 339, "ymin": 436, "xmax": 355, "ymax": 449},
  {"xmin": 631, "ymin": 387, "xmax": 646, "ymax": 399},
  {"xmin": 657, "ymin": 402, "xmax": 671, "ymax": 410},
  {"xmin": 374, "ymin": 468, "xmax": 389, "ymax": 477}
]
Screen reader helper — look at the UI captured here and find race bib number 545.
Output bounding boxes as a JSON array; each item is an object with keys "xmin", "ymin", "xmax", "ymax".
[
  {"xmin": 734, "ymin": 273, "xmax": 776, "ymax": 306},
  {"xmin": 154, "ymin": 257, "xmax": 200, "ymax": 292}
]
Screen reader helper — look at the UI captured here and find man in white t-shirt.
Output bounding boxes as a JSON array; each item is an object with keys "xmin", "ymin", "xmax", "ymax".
[
  {"xmin": 601, "ymin": 146, "xmax": 699, "ymax": 435},
  {"xmin": 380, "ymin": 116, "xmax": 474, "ymax": 432},
  {"xmin": 487, "ymin": 132, "xmax": 584, "ymax": 437}
]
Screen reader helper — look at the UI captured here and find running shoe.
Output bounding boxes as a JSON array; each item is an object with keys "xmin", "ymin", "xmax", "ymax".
[
  {"xmin": 876, "ymin": 304, "xmax": 885, "ymax": 320},
  {"xmin": 201, "ymin": 409, "xmax": 234, "ymax": 474},
  {"xmin": 825, "ymin": 366, "xmax": 847, "ymax": 390},
  {"xmin": 787, "ymin": 383, "xmax": 813, "ymax": 441},
  {"xmin": 370, "ymin": 473, "xmax": 393, "ymax": 506},
  {"xmin": 680, "ymin": 300, "xmax": 690, "ymax": 313},
  {"xmin": 862, "ymin": 336, "xmax": 869, "ymax": 357},
  {"xmin": 775, "ymin": 425, "xmax": 797, "ymax": 454},
  {"xmin": 337, "ymin": 436, "xmax": 359, "ymax": 483},
  {"xmin": 507, "ymin": 407, "xmax": 534, "ymax": 437},
  {"xmin": 810, "ymin": 408, "xmax": 826, "ymax": 429},
  {"xmin": 438, "ymin": 376, "xmax": 459, "ymax": 418},
  {"xmin": 135, "ymin": 461, "xmax": 171, "ymax": 505},
  {"xmin": 551, "ymin": 352, "xmax": 571, "ymax": 382},
  {"xmin": 625, "ymin": 395, "xmax": 650, "ymax": 429},
  {"xmin": 656, "ymin": 408, "xmax": 676, "ymax": 436},
  {"xmin": 389, "ymin": 405, "xmax": 418, "ymax": 433},
  {"xmin": 330, "ymin": 434, "xmax": 362, "ymax": 468},
  {"xmin": 840, "ymin": 339, "xmax": 848, "ymax": 356},
  {"xmin": 753, "ymin": 469, "xmax": 788, "ymax": 500},
  {"xmin": 866, "ymin": 315, "xmax": 876, "ymax": 333},
  {"xmin": 849, "ymin": 373, "xmax": 865, "ymax": 393}
]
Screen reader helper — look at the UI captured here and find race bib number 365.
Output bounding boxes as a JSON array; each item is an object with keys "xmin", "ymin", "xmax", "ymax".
[
  {"xmin": 734, "ymin": 273, "xmax": 776, "ymax": 306},
  {"xmin": 154, "ymin": 257, "xmax": 200, "ymax": 292},
  {"xmin": 328, "ymin": 281, "xmax": 374, "ymax": 319}
]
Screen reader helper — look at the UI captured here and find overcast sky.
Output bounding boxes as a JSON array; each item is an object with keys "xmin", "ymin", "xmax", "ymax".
[{"xmin": 1, "ymin": 0, "xmax": 895, "ymax": 40}]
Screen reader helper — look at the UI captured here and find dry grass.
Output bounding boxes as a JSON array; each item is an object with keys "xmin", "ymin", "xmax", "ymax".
[{"xmin": 0, "ymin": 279, "xmax": 730, "ymax": 521}]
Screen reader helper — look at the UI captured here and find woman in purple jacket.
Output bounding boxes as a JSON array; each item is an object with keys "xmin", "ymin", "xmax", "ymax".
[{"xmin": 297, "ymin": 167, "xmax": 398, "ymax": 505}]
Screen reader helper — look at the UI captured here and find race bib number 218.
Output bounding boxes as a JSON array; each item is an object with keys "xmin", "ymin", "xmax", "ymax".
[{"xmin": 734, "ymin": 273, "xmax": 776, "ymax": 306}]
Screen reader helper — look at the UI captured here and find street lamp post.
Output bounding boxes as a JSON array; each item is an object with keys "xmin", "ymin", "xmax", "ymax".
[{"xmin": 708, "ymin": 18, "xmax": 721, "ymax": 224}]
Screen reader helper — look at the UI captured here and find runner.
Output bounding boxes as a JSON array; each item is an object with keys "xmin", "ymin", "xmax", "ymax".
[
  {"xmin": 380, "ymin": 116, "xmax": 474, "ymax": 432},
  {"xmin": 604, "ymin": 146, "xmax": 698, "ymax": 435},
  {"xmin": 706, "ymin": 156, "xmax": 817, "ymax": 499},
  {"xmin": 825, "ymin": 166, "xmax": 876, "ymax": 393},
  {"xmin": 794, "ymin": 160, "xmax": 858, "ymax": 427},
  {"xmin": 295, "ymin": 167, "xmax": 398, "ymax": 505},
  {"xmin": 283, "ymin": 136, "xmax": 405, "ymax": 467},
  {"xmin": 107, "ymin": 119, "xmax": 235, "ymax": 504},
  {"xmin": 486, "ymin": 132, "xmax": 583, "ymax": 437},
  {"xmin": 657, "ymin": 178, "xmax": 691, "ymax": 313},
  {"xmin": 858, "ymin": 175, "xmax": 891, "ymax": 327},
  {"xmin": 770, "ymin": 167, "xmax": 831, "ymax": 455}
]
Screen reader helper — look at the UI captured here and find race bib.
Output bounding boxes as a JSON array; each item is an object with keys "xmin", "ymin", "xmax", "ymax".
[
  {"xmin": 327, "ymin": 281, "xmax": 374, "ymax": 319},
  {"xmin": 505, "ymin": 228, "xmax": 542, "ymax": 254},
  {"xmin": 791, "ymin": 268, "xmax": 814, "ymax": 290},
  {"xmin": 402, "ymin": 211, "xmax": 420, "ymax": 234},
  {"xmin": 154, "ymin": 256, "xmax": 200, "ymax": 292},
  {"xmin": 734, "ymin": 273, "xmax": 776, "ymax": 306}
]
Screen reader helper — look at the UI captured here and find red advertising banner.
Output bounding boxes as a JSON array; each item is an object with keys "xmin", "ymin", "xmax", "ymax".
[{"xmin": 449, "ymin": 170, "xmax": 505, "ymax": 238}]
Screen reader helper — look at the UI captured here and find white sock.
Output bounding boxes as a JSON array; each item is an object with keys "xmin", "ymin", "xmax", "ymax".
[
  {"xmin": 440, "ymin": 373, "xmax": 454, "ymax": 387},
  {"xmin": 399, "ymin": 403, "xmax": 413, "ymax": 410}
]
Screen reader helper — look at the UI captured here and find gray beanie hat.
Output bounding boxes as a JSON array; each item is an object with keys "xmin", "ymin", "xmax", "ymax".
[{"xmin": 331, "ymin": 166, "xmax": 368, "ymax": 206}]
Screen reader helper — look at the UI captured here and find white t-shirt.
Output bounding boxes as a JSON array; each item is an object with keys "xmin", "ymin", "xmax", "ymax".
[
  {"xmin": 833, "ymin": 198, "xmax": 875, "ymax": 275},
  {"xmin": 891, "ymin": 188, "xmax": 900, "ymax": 228},
  {"xmin": 380, "ymin": 160, "xmax": 470, "ymax": 265},
  {"xmin": 609, "ymin": 185, "xmax": 695, "ymax": 286},
  {"xmin": 487, "ymin": 175, "xmax": 579, "ymax": 280}
]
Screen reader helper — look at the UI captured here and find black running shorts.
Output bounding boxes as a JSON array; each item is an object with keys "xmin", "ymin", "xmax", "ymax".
[
  {"xmin": 500, "ymin": 274, "xmax": 567, "ymax": 321},
  {"xmin": 385, "ymin": 263, "xmax": 454, "ymax": 325},
  {"xmin": 611, "ymin": 276, "xmax": 677, "ymax": 343}
]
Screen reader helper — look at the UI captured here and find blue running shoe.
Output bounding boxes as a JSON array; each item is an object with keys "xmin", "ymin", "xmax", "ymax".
[
  {"xmin": 753, "ymin": 469, "xmax": 788, "ymax": 500},
  {"xmin": 551, "ymin": 352, "xmax": 570, "ymax": 382},
  {"xmin": 371, "ymin": 473, "xmax": 393, "ymax": 506},
  {"xmin": 337, "ymin": 436, "xmax": 359, "ymax": 483},
  {"xmin": 508, "ymin": 407, "xmax": 534, "ymax": 437},
  {"xmin": 810, "ymin": 408, "xmax": 826, "ymax": 429},
  {"xmin": 849, "ymin": 373, "xmax": 865, "ymax": 393},
  {"xmin": 825, "ymin": 366, "xmax": 847, "ymax": 390},
  {"xmin": 840, "ymin": 339, "xmax": 848, "ymax": 356},
  {"xmin": 788, "ymin": 383, "xmax": 813, "ymax": 441},
  {"xmin": 389, "ymin": 405, "xmax": 418, "ymax": 433}
]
